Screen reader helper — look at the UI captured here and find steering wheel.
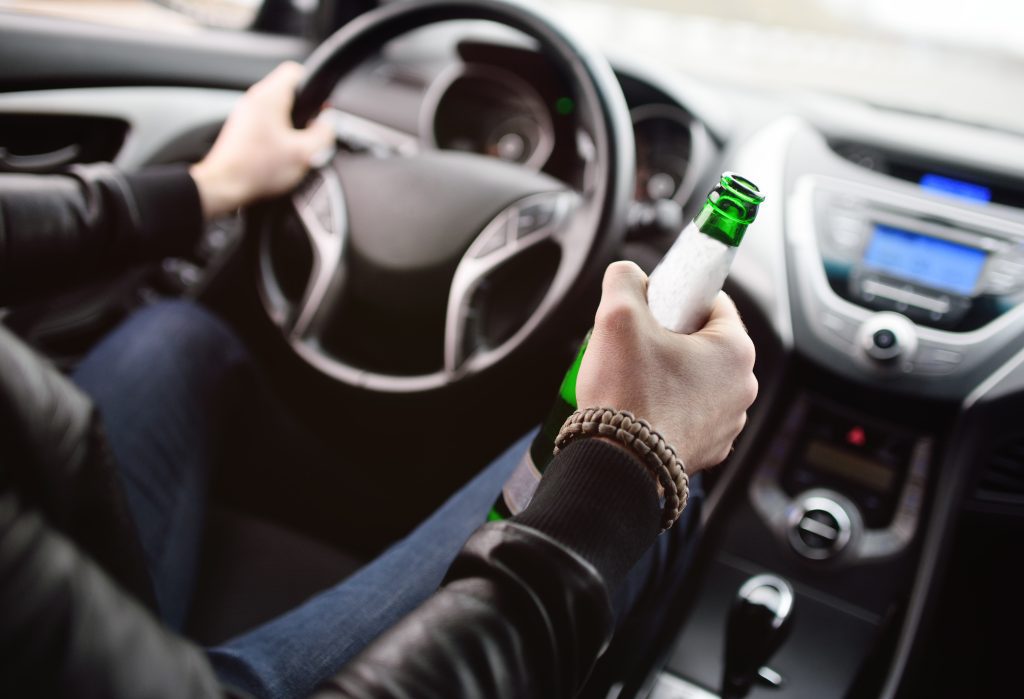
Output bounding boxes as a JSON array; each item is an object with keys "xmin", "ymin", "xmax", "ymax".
[{"xmin": 255, "ymin": 0, "xmax": 634, "ymax": 393}]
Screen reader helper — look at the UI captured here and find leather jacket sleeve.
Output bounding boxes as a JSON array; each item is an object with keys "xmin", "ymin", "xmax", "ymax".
[
  {"xmin": 0, "ymin": 488, "xmax": 225, "ymax": 699},
  {"xmin": 314, "ymin": 438, "xmax": 663, "ymax": 699},
  {"xmin": 313, "ymin": 523, "xmax": 615, "ymax": 699},
  {"xmin": 1, "ymin": 324, "xmax": 219, "ymax": 698},
  {"xmin": 0, "ymin": 164, "xmax": 203, "ymax": 304}
]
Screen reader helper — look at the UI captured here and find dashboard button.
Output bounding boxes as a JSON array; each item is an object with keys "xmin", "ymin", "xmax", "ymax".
[
  {"xmin": 914, "ymin": 344, "xmax": 963, "ymax": 375},
  {"xmin": 826, "ymin": 214, "xmax": 868, "ymax": 250},
  {"xmin": 985, "ymin": 257, "xmax": 1024, "ymax": 294},
  {"xmin": 821, "ymin": 312, "xmax": 859, "ymax": 343}
]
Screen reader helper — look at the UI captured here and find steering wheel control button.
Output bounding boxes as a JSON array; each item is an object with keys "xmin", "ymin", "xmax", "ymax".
[
  {"xmin": 857, "ymin": 311, "xmax": 917, "ymax": 364},
  {"xmin": 472, "ymin": 215, "xmax": 510, "ymax": 258},
  {"xmin": 516, "ymin": 197, "xmax": 558, "ymax": 238},
  {"xmin": 788, "ymin": 495, "xmax": 852, "ymax": 560}
]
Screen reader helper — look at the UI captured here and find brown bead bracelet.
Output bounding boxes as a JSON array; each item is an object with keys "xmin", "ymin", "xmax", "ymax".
[{"xmin": 553, "ymin": 407, "xmax": 689, "ymax": 532}]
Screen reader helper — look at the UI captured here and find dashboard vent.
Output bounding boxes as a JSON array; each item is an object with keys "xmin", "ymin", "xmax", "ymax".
[
  {"xmin": 975, "ymin": 437, "xmax": 1024, "ymax": 508},
  {"xmin": 0, "ymin": 114, "xmax": 128, "ymax": 173},
  {"xmin": 828, "ymin": 139, "xmax": 1024, "ymax": 211}
]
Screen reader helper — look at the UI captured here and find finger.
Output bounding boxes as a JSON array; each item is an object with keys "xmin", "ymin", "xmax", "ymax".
[
  {"xmin": 593, "ymin": 261, "xmax": 650, "ymax": 335},
  {"xmin": 299, "ymin": 116, "xmax": 337, "ymax": 165},
  {"xmin": 698, "ymin": 291, "xmax": 745, "ymax": 335},
  {"xmin": 265, "ymin": 61, "xmax": 304, "ymax": 89},
  {"xmin": 250, "ymin": 62, "xmax": 304, "ymax": 106},
  {"xmin": 698, "ymin": 291, "xmax": 756, "ymax": 370}
]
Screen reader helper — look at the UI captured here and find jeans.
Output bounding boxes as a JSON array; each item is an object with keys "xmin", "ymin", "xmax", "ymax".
[{"xmin": 73, "ymin": 301, "xmax": 704, "ymax": 699}]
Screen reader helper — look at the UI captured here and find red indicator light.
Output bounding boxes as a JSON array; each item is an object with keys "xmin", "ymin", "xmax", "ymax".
[{"xmin": 846, "ymin": 426, "xmax": 866, "ymax": 447}]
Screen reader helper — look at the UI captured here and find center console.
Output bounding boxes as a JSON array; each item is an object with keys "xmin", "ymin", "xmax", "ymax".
[
  {"xmin": 787, "ymin": 172, "xmax": 1024, "ymax": 400},
  {"xmin": 648, "ymin": 389, "xmax": 933, "ymax": 699},
  {"xmin": 641, "ymin": 117, "xmax": 1024, "ymax": 699}
]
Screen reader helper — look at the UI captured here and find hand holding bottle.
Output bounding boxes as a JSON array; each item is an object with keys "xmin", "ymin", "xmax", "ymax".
[
  {"xmin": 576, "ymin": 261, "xmax": 758, "ymax": 474},
  {"xmin": 489, "ymin": 172, "xmax": 763, "ymax": 520}
]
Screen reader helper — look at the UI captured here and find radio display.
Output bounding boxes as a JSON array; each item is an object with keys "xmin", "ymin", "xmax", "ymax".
[
  {"xmin": 862, "ymin": 225, "xmax": 987, "ymax": 295},
  {"xmin": 802, "ymin": 441, "xmax": 896, "ymax": 493}
]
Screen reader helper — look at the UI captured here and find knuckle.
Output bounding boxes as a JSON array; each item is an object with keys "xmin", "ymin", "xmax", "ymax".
[
  {"xmin": 594, "ymin": 299, "xmax": 637, "ymax": 335},
  {"xmin": 734, "ymin": 333, "xmax": 756, "ymax": 369},
  {"xmin": 605, "ymin": 259, "xmax": 640, "ymax": 280},
  {"xmin": 745, "ymin": 375, "xmax": 759, "ymax": 405}
]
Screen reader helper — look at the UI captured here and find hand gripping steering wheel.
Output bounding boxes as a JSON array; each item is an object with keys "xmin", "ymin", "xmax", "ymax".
[{"xmin": 255, "ymin": 0, "xmax": 634, "ymax": 393}]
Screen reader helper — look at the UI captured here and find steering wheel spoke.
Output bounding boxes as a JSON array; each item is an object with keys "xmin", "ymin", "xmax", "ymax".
[
  {"xmin": 444, "ymin": 190, "xmax": 580, "ymax": 374},
  {"xmin": 289, "ymin": 167, "xmax": 348, "ymax": 342}
]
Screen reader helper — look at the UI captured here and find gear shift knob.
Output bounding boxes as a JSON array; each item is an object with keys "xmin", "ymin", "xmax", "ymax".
[{"xmin": 721, "ymin": 574, "xmax": 794, "ymax": 699}]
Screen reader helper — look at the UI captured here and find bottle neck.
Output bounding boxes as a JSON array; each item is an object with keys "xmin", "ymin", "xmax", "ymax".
[
  {"xmin": 694, "ymin": 173, "xmax": 763, "ymax": 247},
  {"xmin": 694, "ymin": 200, "xmax": 749, "ymax": 248}
]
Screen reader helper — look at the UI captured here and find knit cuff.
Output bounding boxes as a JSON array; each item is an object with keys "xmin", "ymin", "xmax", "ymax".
[
  {"xmin": 512, "ymin": 437, "xmax": 662, "ymax": 591},
  {"xmin": 124, "ymin": 164, "xmax": 204, "ymax": 256}
]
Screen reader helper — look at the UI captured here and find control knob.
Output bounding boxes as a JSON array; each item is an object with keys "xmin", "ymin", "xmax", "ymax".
[{"xmin": 858, "ymin": 312, "xmax": 918, "ymax": 364}]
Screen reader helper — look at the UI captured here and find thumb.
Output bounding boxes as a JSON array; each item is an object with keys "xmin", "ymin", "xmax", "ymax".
[
  {"xmin": 601, "ymin": 260, "xmax": 648, "ymax": 307},
  {"xmin": 593, "ymin": 261, "xmax": 650, "ymax": 334}
]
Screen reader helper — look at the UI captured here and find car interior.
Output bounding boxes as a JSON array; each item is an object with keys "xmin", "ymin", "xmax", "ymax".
[{"xmin": 1, "ymin": 0, "xmax": 1022, "ymax": 697}]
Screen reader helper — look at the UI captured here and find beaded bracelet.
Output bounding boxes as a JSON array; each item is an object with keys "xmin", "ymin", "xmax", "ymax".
[{"xmin": 554, "ymin": 407, "xmax": 689, "ymax": 532}]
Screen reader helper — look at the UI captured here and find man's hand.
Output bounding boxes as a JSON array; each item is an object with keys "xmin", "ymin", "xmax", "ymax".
[
  {"xmin": 576, "ymin": 261, "xmax": 758, "ymax": 474},
  {"xmin": 189, "ymin": 62, "xmax": 336, "ymax": 219}
]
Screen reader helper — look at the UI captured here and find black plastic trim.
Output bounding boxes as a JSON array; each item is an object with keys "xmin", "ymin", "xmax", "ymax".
[{"xmin": 0, "ymin": 11, "xmax": 309, "ymax": 92}]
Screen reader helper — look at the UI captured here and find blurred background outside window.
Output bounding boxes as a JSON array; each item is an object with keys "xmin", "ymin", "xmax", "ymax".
[{"xmin": 2, "ymin": 0, "xmax": 1021, "ymax": 133}]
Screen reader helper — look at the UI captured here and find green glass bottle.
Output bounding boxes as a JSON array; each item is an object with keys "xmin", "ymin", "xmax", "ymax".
[{"xmin": 489, "ymin": 172, "xmax": 764, "ymax": 520}]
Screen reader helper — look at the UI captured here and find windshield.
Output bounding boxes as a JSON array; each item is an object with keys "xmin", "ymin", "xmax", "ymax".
[{"xmin": 547, "ymin": 0, "xmax": 1024, "ymax": 135}]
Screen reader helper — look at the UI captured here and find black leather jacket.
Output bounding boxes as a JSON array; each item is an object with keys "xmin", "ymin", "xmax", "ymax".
[{"xmin": 0, "ymin": 167, "xmax": 662, "ymax": 698}]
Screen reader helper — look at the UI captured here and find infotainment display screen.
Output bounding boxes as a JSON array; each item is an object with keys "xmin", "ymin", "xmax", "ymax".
[
  {"xmin": 919, "ymin": 173, "xmax": 992, "ymax": 203},
  {"xmin": 862, "ymin": 225, "xmax": 987, "ymax": 295}
]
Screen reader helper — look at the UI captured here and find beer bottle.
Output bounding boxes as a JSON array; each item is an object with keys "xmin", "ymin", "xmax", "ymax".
[{"xmin": 489, "ymin": 172, "xmax": 764, "ymax": 520}]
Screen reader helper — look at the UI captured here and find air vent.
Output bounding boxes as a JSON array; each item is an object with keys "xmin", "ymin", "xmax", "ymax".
[
  {"xmin": 828, "ymin": 139, "xmax": 1024, "ymax": 211},
  {"xmin": 0, "ymin": 114, "xmax": 128, "ymax": 173},
  {"xmin": 975, "ymin": 437, "xmax": 1024, "ymax": 508}
]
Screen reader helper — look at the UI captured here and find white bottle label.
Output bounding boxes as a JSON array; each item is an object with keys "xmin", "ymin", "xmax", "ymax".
[{"xmin": 647, "ymin": 222, "xmax": 737, "ymax": 335}]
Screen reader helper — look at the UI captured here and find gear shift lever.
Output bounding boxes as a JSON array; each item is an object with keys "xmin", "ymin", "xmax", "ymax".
[{"xmin": 721, "ymin": 574, "xmax": 795, "ymax": 699}]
